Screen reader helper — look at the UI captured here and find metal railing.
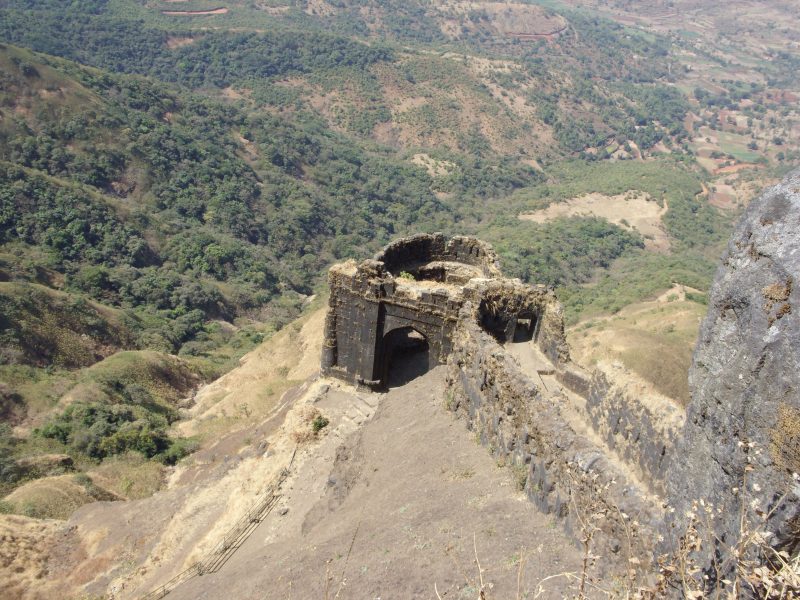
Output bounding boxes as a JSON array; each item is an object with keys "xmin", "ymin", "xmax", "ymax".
[{"xmin": 140, "ymin": 449, "xmax": 296, "ymax": 600}]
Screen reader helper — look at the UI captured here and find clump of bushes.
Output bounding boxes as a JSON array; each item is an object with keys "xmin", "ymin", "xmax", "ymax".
[
  {"xmin": 312, "ymin": 414, "xmax": 330, "ymax": 433},
  {"xmin": 35, "ymin": 400, "xmax": 195, "ymax": 465}
]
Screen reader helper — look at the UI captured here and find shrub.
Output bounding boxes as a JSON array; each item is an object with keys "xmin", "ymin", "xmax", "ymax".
[
  {"xmin": 312, "ymin": 415, "xmax": 330, "ymax": 433},
  {"xmin": 158, "ymin": 437, "xmax": 200, "ymax": 466},
  {"xmin": 0, "ymin": 424, "xmax": 22, "ymax": 484},
  {"xmin": 35, "ymin": 401, "xmax": 195, "ymax": 463}
]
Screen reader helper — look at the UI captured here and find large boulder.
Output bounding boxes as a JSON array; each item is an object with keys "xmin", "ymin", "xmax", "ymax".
[{"xmin": 667, "ymin": 169, "xmax": 800, "ymax": 568}]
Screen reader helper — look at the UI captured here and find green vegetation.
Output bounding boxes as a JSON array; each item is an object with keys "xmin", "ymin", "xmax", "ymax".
[
  {"xmin": 0, "ymin": 282, "xmax": 135, "ymax": 368},
  {"xmin": 37, "ymin": 401, "xmax": 184, "ymax": 462},
  {"xmin": 0, "ymin": 0, "xmax": 789, "ymax": 519},
  {"xmin": 0, "ymin": 424, "xmax": 20, "ymax": 489},
  {"xmin": 559, "ymin": 252, "xmax": 717, "ymax": 323},
  {"xmin": 481, "ymin": 159, "xmax": 731, "ymax": 320},
  {"xmin": 0, "ymin": 45, "xmax": 451, "ymax": 329},
  {"xmin": 0, "ymin": 5, "xmax": 393, "ymax": 86},
  {"xmin": 311, "ymin": 414, "xmax": 329, "ymax": 433},
  {"xmin": 29, "ymin": 351, "xmax": 198, "ymax": 463},
  {"xmin": 485, "ymin": 216, "xmax": 644, "ymax": 287}
]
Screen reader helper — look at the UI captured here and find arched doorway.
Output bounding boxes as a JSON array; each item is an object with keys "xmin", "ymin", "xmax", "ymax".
[
  {"xmin": 478, "ymin": 298, "xmax": 539, "ymax": 345},
  {"xmin": 380, "ymin": 327, "xmax": 430, "ymax": 388}
]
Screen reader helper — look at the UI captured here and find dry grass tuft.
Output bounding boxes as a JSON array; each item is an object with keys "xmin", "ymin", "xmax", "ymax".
[
  {"xmin": 0, "ymin": 514, "xmax": 59, "ymax": 597},
  {"xmin": 763, "ymin": 278, "xmax": 793, "ymax": 303},
  {"xmin": 290, "ymin": 406, "xmax": 329, "ymax": 445},
  {"xmin": 641, "ymin": 443, "xmax": 800, "ymax": 599}
]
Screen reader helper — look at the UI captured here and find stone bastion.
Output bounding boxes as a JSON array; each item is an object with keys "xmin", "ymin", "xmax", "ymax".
[
  {"xmin": 320, "ymin": 233, "xmax": 678, "ymax": 573},
  {"xmin": 320, "ymin": 233, "xmax": 569, "ymax": 390}
]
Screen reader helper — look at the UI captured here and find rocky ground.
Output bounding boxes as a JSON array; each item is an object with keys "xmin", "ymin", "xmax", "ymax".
[
  {"xmin": 1, "ymin": 311, "xmax": 587, "ymax": 600},
  {"xmin": 165, "ymin": 364, "xmax": 584, "ymax": 600}
]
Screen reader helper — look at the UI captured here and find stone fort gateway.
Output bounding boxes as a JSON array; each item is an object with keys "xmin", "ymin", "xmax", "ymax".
[
  {"xmin": 318, "ymin": 211, "xmax": 800, "ymax": 583},
  {"xmin": 321, "ymin": 233, "xmax": 568, "ymax": 390},
  {"xmin": 320, "ymin": 233, "xmax": 664, "ymax": 563}
]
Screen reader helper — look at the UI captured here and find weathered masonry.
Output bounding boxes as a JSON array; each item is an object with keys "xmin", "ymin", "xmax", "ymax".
[
  {"xmin": 322, "ymin": 171, "xmax": 800, "ymax": 588},
  {"xmin": 321, "ymin": 233, "xmax": 678, "ymax": 575},
  {"xmin": 321, "ymin": 233, "xmax": 567, "ymax": 390}
]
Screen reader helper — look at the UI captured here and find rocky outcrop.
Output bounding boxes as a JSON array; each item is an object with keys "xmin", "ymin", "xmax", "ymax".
[{"xmin": 667, "ymin": 169, "xmax": 800, "ymax": 567}]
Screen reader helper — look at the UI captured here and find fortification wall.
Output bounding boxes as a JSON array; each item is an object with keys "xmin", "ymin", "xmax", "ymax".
[
  {"xmin": 323, "ymin": 233, "xmax": 670, "ymax": 572},
  {"xmin": 444, "ymin": 316, "xmax": 662, "ymax": 567},
  {"xmin": 556, "ymin": 366, "xmax": 683, "ymax": 497},
  {"xmin": 374, "ymin": 233, "xmax": 502, "ymax": 277}
]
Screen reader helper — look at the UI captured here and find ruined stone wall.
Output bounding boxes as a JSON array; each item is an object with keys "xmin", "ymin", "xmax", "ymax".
[
  {"xmin": 321, "ymin": 255, "xmax": 466, "ymax": 388},
  {"xmin": 322, "ymin": 235, "xmax": 561, "ymax": 389},
  {"xmin": 556, "ymin": 366, "xmax": 683, "ymax": 497},
  {"xmin": 321, "ymin": 261, "xmax": 382, "ymax": 386},
  {"xmin": 445, "ymin": 316, "xmax": 661, "ymax": 567},
  {"xmin": 323, "ymin": 233, "xmax": 673, "ymax": 570},
  {"xmin": 462, "ymin": 278, "xmax": 569, "ymax": 364}
]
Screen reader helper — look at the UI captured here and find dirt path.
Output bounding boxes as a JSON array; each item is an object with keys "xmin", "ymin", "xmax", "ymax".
[{"xmin": 166, "ymin": 367, "xmax": 584, "ymax": 599}]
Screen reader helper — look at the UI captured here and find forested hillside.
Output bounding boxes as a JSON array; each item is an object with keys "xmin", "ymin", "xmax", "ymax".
[
  {"xmin": 0, "ymin": 44, "xmax": 456, "ymax": 507},
  {"xmin": 0, "ymin": 0, "xmax": 797, "ymax": 519}
]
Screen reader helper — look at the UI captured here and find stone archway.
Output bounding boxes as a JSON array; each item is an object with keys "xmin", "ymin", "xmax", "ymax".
[
  {"xmin": 478, "ymin": 298, "xmax": 541, "ymax": 345},
  {"xmin": 380, "ymin": 326, "xmax": 431, "ymax": 388}
]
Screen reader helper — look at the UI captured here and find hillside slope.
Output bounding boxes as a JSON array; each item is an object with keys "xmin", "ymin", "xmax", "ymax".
[
  {"xmin": 2, "ymin": 0, "xmax": 798, "ymax": 539},
  {"xmin": 0, "ymin": 307, "xmax": 589, "ymax": 599}
]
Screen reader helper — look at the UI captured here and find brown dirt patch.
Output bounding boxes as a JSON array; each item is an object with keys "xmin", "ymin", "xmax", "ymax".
[
  {"xmin": 436, "ymin": 2, "xmax": 567, "ymax": 39},
  {"xmin": 304, "ymin": 0, "xmax": 335, "ymax": 16},
  {"xmin": 519, "ymin": 191, "xmax": 670, "ymax": 251},
  {"xmin": 175, "ymin": 307, "xmax": 325, "ymax": 438},
  {"xmin": 162, "ymin": 7, "xmax": 228, "ymax": 15},
  {"xmin": 706, "ymin": 181, "xmax": 740, "ymax": 209},
  {"xmin": 771, "ymin": 403, "xmax": 800, "ymax": 475}
]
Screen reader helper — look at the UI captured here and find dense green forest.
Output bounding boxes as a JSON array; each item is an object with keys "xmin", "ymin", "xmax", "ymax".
[
  {"xmin": 0, "ymin": 43, "xmax": 453, "ymax": 497},
  {"xmin": 0, "ymin": 0, "xmax": 694, "ymax": 158}
]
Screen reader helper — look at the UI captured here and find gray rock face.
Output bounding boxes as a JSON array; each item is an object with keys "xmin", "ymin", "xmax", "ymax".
[{"xmin": 667, "ymin": 169, "xmax": 800, "ymax": 563}]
